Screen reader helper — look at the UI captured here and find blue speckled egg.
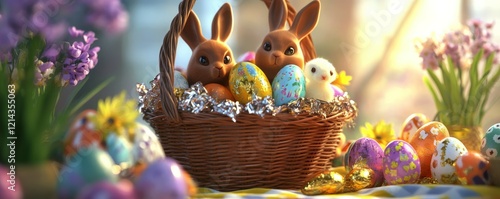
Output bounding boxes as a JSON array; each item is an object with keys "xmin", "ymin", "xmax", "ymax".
[
  {"xmin": 106, "ymin": 133, "xmax": 134, "ymax": 166},
  {"xmin": 271, "ymin": 64, "xmax": 306, "ymax": 106},
  {"xmin": 481, "ymin": 123, "xmax": 500, "ymax": 158}
]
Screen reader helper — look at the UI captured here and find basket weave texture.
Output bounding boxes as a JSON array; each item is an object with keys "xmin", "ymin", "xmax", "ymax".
[{"xmin": 142, "ymin": 0, "xmax": 358, "ymax": 191}]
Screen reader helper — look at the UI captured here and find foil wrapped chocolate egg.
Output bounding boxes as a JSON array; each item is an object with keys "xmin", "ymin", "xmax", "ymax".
[
  {"xmin": 455, "ymin": 151, "xmax": 490, "ymax": 185},
  {"xmin": 344, "ymin": 166, "xmax": 376, "ymax": 192},
  {"xmin": 431, "ymin": 137, "xmax": 468, "ymax": 184},
  {"xmin": 383, "ymin": 140, "xmax": 421, "ymax": 185},
  {"xmin": 409, "ymin": 121, "xmax": 449, "ymax": 177},
  {"xmin": 400, "ymin": 113, "xmax": 429, "ymax": 141},
  {"xmin": 301, "ymin": 170, "xmax": 345, "ymax": 195},
  {"xmin": 346, "ymin": 138, "xmax": 384, "ymax": 186},
  {"xmin": 228, "ymin": 62, "xmax": 272, "ymax": 104}
]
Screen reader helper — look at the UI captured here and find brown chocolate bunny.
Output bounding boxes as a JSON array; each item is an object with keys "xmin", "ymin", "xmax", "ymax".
[
  {"xmin": 181, "ymin": 3, "xmax": 235, "ymax": 86},
  {"xmin": 255, "ymin": 0, "xmax": 320, "ymax": 82}
]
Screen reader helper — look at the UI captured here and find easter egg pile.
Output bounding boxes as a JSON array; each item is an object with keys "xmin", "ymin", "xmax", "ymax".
[{"xmin": 57, "ymin": 110, "xmax": 196, "ymax": 199}]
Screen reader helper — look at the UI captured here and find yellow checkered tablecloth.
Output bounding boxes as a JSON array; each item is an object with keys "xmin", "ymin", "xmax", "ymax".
[{"xmin": 195, "ymin": 185, "xmax": 500, "ymax": 199}]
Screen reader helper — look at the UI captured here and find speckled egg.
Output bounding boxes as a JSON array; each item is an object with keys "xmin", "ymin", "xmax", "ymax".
[
  {"xmin": 272, "ymin": 64, "xmax": 306, "ymax": 106},
  {"xmin": 228, "ymin": 62, "xmax": 272, "ymax": 104},
  {"xmin": 132, "ymin": 123, "xmax": 165, "ymax": 164},
  {"xmin": 346, "ymin": 137, "xmax": 385, "ymax": 186},
  {"xmin": 431, "ymin": 137, "xmax": 468, "ymax": 184},
  {"xmin": 481, "ymin": 123, "xmax": 500, "ymax": 158},
  {"xmin": 64, "ymin": 110, "xmax": 102, "ymax": 157},
  {"xmin": 174, "ymin": 70, "xmax": 189, "ymax": 89},
  {"xmin": 455, "ymin": 151, "xmax": 490, "ymax": 185},
  {"xmin": 58, "ymin": 146, "xmax": 118, "ymax": 199},
  {"xmin": 134, "ymin": 158, "xmax": 188, "ymax": 199},
  {"xmin": 76, "ymin": 180, "xmax": 136, "ymax": 199},
  {"xmin": 204, "ymin": 83, "xmax": 235, "ymax": 101},
  {"xmin": 383, "ymin": 140, "xmax": 421, "ymax": 185},
  {"xmin": 0, "ymin": 165, "xmax": 22, "ymax": 199},
  {"xmin": 106, "ymin": 133, "xmax": 134, "ymax": 167},
  {"xmin": 409, "ymin": 121, "xmax": 450, "ymax": 177},
  {"xmin": 400, "ymin": 113, "xmax": 429, "ymax": 141}
]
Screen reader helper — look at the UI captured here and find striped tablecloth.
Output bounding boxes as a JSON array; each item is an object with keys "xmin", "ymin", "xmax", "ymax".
[{"xmin": 195, "ymin": 184, "xmax": 500, "ymax": 199}]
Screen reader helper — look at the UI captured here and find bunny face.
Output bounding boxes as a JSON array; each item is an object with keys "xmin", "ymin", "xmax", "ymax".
[
  {"xmin": 304, "ymin": 57, "xmax": 337, "ymax": 84},
  {"xmin": 181, "ymin": 3, "xmax": 235, "ymax": 86},
  {"xmin": 255, "ymin": 0, "xmax": 320, "ymax": 83}
]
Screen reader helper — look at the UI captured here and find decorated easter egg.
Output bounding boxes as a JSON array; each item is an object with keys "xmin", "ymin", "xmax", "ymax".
[
  {"xmin": 58, "ymin": 145, "xmax": 118, "ymax": 199},
  {"xmin": 174, "ymin": 70, "xmax": 189, "ymax": 89},
  {"xmin": 346, "ymin": 137, "xmax": 384, "ymax": 186},
  {"xmin": 383, "ymin": 140, "xmax": 421, "ymax": 185},
  {"xmin": 0, "ymin": 164, "xmax": 22, "ymax": 199},
  {"xmin": 205, "ymin": 83, "xmax": 235, "ymax": 101},
  {"xmin": 409, "ymin": 121, "xmax": 449, "ymax": 177},
  {"xmin": 228, "ymin": 62, "xmax": 272, "ymax": 104},
  {"xmin": 481, "ymin": 123, "xmax": 500, "ymax": 158},
  {"xmin": 455, "ymin": 151, "xmax": 490, "ymax": 185},
  {"xmin": 431, "ymin": 137, "xmax": 468, "ymax": 184},
  {"xmin": 76, "ymin": 180, "xmax": 136, "ymax": 199},
  {"xmin": 132, "ymin": 123, "xmax": 165, "ymax": 164},
  {"xmin": 272, "ymin": 64, "xmax": 306, "ymax": 106},
  {"xmin": 134, "ymin": 158, "xmax": 188, "ymax": 199},
  {"xmin": 64, "ymin": 109, "xmax": 102, "ymax": 157},
  {"xmin": 106, "ymin": 133, "xmax": 134, "ymax": 167},
  {"xmin": 331, "ymin": 84, "xmax": 344, "ymax": 97},
  {"xmin": 400, "ymin": 113, "xmax": 429, "ymax": 141}
]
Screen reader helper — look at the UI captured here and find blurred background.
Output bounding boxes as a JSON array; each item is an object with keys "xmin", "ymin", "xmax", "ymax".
[{"xmin": 81, "ymin": 0, "xmax": 500, "ymax": 140}]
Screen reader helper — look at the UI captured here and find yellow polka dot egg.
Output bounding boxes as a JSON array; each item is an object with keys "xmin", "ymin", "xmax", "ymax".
[{"xmin": 382, "ymin": 140, "xmax": 421, "ymax": 185}]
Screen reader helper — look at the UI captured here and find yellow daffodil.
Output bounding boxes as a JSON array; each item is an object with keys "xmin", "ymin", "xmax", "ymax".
[
  {"xmin": 95, "ymin": 91, "xmax": 139, "ymax": 138},
  {"xmin": 360, "ymin": 120, "xmax": 396, "ymax": 149},
  {"xmin": 332, "ymin": 70, "xmax": 352, "ymax": 91}
]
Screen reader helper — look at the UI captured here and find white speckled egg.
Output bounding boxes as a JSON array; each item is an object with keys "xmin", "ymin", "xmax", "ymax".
[
  {"xmin": 132, "ymin": 123, "xmax": 165, "ymax": 164},
  {"xmin": 431, "ymin": 137, "xmax": 468, "ymax": 184}
]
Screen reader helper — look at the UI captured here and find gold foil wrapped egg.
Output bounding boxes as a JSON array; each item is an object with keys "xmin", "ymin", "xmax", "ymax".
[
  {"xmin": 301, "ymin": 170, "xmax": 345, "ymax": 195},
  {"xmin": 344, "ymin": 167, "xmax": 376, "ymax": 193}
]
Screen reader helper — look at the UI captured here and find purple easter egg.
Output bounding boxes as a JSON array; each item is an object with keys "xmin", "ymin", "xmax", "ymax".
[
  {"xmin": 383, "ymin": 140, "xmax": 421, "ymax": 185},
  {"xmin": 331, "ymin": 84, "xmax": 344, "ymax": 97},
  {"xmin": 0, "ymin": 165, "xmax": 22, "ymax": 199},
  {"xmin": 77, "ymin": 180, "xmax": 136, "ymax": 199},
  {"xmin": 134, "ymin": 158, "xmax": 188, "ymax": 199},
  {"xmin": 347, "ymin": 137, "xmax": 385, "ymax": 185}
]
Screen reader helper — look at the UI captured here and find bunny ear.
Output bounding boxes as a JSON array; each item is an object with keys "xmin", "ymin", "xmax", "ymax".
[
  {"xmin": 181, "ymin": 11, "xmax": 207, "ymax": 50},
  {"xmin": 268, "ymin": 0, "xmax": 288, "ymax": 31},
  {"xmin": 211, "ymin": 3, "xmax": 233, "ymax": 42},
  {"xmin": 289, "ymin": 0, "xmax": 320, "ymax": 41}
]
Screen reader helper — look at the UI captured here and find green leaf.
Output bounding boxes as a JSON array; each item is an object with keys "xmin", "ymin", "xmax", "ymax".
[
  {"xmin": 426, "ymin": 68, "xmax": 450, "ymax": 111},
  {"xmin": 68, "ymin": 77, "xmax": 114, "ymax": 117},
  {"xmin": 424, "ymin": 76, "xmax": 445, "ymax": 111}
]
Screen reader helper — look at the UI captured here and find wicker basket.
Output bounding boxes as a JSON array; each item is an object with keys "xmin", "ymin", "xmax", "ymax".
[{"xmin": 142, "ymin": 0, "xmax": 357, "ymax": 191}]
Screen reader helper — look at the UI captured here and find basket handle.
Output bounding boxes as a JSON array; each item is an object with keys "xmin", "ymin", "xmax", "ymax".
[
  {"xmin": 159, "ymin": 0, "xmax": 316, "ymax": 122},
  {"xmin": 159, "ymin": 0, "xmax": 196, "ymax": 122}
]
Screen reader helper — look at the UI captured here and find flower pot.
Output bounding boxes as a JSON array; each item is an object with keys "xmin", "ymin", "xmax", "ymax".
[
  {"xmin": 16, "ymin": 161, "xmax": 59, "ymax": 199},
  {"xmin": 447, "ymin": 125, "xmax": 484, "ymax": 152},
  {"xmin": 488, "ymin": 157, "xmax": 500, "ymax": 187}
]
